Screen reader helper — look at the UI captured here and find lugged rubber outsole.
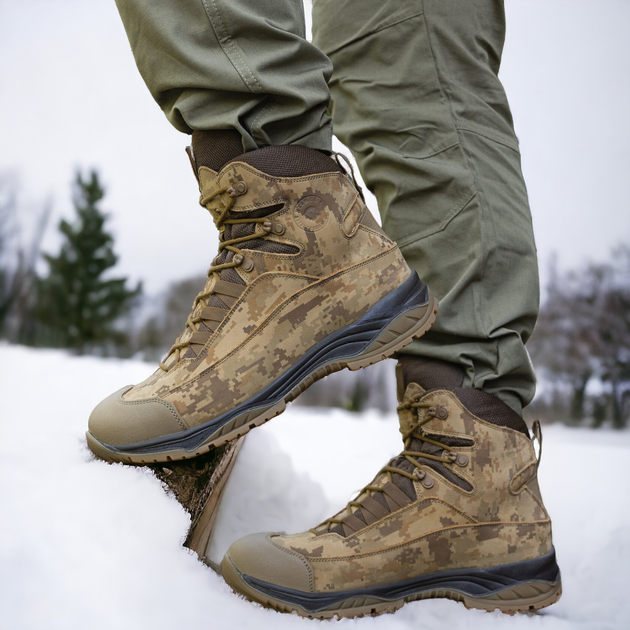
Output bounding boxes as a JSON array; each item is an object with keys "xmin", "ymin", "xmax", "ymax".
[
  {"xmin": 221, "ymin": 551, "xmax": 562, "ymax": 619},
  {"xmin": 86, "ymin": 280, "xmax": 438, "ymax": 465}
]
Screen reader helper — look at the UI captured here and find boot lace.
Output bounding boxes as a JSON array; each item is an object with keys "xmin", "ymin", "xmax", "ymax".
[
  {"xmin": 316, "ymin": 401, "xmax": 460, "ymax": 533},
  {"xmin": 159, "ymin": 185, "xmax": 272, "ymax": 371}
]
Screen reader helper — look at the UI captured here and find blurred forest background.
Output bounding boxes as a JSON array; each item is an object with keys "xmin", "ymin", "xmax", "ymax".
[{"xmin": 1, "ymin": 168, "xmax": 628, "ymax": 428}]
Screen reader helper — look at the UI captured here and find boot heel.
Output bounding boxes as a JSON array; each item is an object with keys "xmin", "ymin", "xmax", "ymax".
[
  {"xmin": 461, "ymin": 579, "xmax": 562, "ymax": 613},
  {"xmin": 345, "ymin": 294, "xmax": 438, "ymax": 371}
]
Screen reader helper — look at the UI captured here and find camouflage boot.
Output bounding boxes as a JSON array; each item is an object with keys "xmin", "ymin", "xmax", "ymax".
[
  {"xmin": 87, "ymin": 132, "xmax": 437, "ymax": 463},
  {"xmin": 222, "ymin": 357, "xmax": 561, "ymax": 618}
]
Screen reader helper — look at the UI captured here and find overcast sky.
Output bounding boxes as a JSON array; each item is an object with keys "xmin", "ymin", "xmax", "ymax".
[{"xmin": 1, "ymin": 0, "xmax": 629, "ymax": 295}]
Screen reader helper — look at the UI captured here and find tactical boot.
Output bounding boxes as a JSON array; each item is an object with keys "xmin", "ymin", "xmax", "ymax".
[
  {"xmin": 222, "ymin": 357, "xmax": 561, "ymax": 618},
  {"xmin": 87, "ymin": 132, "xmax": 437, "ymax": 463}
]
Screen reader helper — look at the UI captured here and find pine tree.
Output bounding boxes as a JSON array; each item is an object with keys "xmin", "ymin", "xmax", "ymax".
[{"xmin": 38, "ymin": 170, "xmax": 141, "ymax": 353}]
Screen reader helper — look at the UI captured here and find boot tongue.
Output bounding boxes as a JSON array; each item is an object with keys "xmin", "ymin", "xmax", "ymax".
[
  {"xmin": 395, "ymin": 372, "xmax": 475, "ymax": 494},
  {"xmin": 386, "ymin": 382, "xmax": 432, "ymax": 498},
  {"xmin": 166, "ymin": 130, "xmax": 245, "ymax": 364},
  {"xmin": 194, "ymin": 142, "xmax": 341, "ymax": 292},
  {"xmin": 189, "ymin": 130, "xmax": 258, "ymax": 299}
]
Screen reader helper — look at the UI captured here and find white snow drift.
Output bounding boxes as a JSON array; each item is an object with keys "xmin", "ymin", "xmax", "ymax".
[{"xmin": 0, "ymin": 344, "xmax": 628, "ymax": 630}]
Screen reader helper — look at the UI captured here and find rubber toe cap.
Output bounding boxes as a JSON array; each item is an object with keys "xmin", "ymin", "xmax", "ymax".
[
  {"xmin": 223, "ymin": 532, "xmax": 313, "ymax": 593},
  {"xmin": 88, "ymin": 386, "xmax": 187, "ymax": 446}
]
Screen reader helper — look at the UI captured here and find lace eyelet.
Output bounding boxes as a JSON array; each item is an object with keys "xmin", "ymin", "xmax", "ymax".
[
  {"xmin": 413, "ymin": 469, "xmax": 434, "ymax": 488},
  {"xmin": 233, "ymin": 254, "xmax": 254, "ymax": 272},
  {"xmin": 446, "ymin": 452, "xmax": 468, "ymax": 467},
  {"xmin": 263, "ymin": 221, "xmax": 285, "ymax": 235},
  {"xmin": 434, "ymin": 405, "xmax": 449, "ymax": 420},
  {"xmin": 456, "ymin": 454, "xmax": 469, "ymax": 467},
  {"xmin": 228, "ymin": 181, "xmax": 248, "ymax": 197}
]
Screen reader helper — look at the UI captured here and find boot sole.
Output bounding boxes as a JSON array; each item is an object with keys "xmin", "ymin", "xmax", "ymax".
[
  {"xmin": 86, "ymin": 271, "xmax": 438, "ymax": 464},
  {"xmin": 222, "ymin": 547, "xmax": 562, "ymax": 618}
]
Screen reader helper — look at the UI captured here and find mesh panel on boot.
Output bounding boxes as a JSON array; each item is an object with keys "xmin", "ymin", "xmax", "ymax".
[
  {"xmin": 246, "ymin": 239, "xmax": 299, "ymax": 254},
  {"xmin": 228, "ymin": 145, "xmax": 343, "ymax": 177},
  {"xmin": 328, "ymin": 465, "xmax": 418, "ymax": 537},
  {"xmin": 211, "ymin": 204, "xmax": 299, "ymax": 290},
  {"xmin": 371, "ymin": 492, "xmax": 390, "ymax": 510},
  {"xmin": 330, "ymin": 414, "xmax": 480, "ymax": 535},
  {"xmin": 220, "ymin": 267, "xmax": 243, "ymax": 285},
  {"xmin": 425, "ymin": 434, "xmax": 475, "ymax": 448},
  {"xmin": 391, "ymin": 471, "xmax": 417, "ymax": 499},
  {"xmin": 329, "ymin": 437, "xmax": 472, "ymax": 537},
  {"xmin": 192, "ymin": 129, "xmax": 243, "ymax": 172},
  {"xmin": 399, "ymin": 356, "xmax": 530, "ymax": 437},
  {"xmin": 455, "ymin": 388, "xmax": 530, "ymax": 437},
  {"xmin": 179, "ymin": 203, "xmax": 299, "ymax": 360},
  {"xmin": 330, "ymin": 461, "xmax": 418, "ymax": 537},
  {"xmin": 332, "ymin": 476, "xmax": 416, "ymax": 536},
  {"xmin": 407, "ymin": 437, "xmax": 473, "ymax": 492}
]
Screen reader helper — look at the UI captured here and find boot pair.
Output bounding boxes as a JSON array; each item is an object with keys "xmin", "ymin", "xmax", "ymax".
[{"xmin": 87, "ymin": 133, "xmax": 560, "ymax": 617}]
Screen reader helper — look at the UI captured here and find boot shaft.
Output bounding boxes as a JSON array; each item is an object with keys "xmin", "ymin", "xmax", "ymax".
[
  {"xmin": 196, "ymin": 146, "xmax": 396, "ymax": 283},
  {"xmin": 396, "ymin": 358, "xmax": 549, "ymax": 525}
]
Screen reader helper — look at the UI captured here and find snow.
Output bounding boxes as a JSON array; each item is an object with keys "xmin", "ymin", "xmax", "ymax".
[{"xmin": 1, "ymin": 344, "xmax": 628, "ymax": 630}]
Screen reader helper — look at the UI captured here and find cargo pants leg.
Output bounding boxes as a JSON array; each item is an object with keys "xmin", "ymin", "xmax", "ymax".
[
  {"xmin": 115, "ymin": 0, "xmax": 334, "ymax": 152},
  {"xmin": 313, "ymin": 0, "xmax": 540, "ymax": 414},
  {"xmin": 116, "ymin": 0, "xmax": 540, "ymax": 414}
]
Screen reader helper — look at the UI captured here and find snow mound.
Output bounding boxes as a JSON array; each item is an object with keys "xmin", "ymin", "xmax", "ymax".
[
  {"xmin": 207, "ymin": 429, "xmax": 329, "ymax": 565},
  {"xmin": 0, "ymin": 344, "xmax": 628, "ymax": 630}
]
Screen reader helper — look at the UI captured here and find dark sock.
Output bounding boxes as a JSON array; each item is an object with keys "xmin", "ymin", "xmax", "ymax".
[
  {"xmin": 191, "ymin": 129, "xmax": 244, "ymax": 172},
  {"xmin": 397, "ymin": 355, "xmax": 465, "ymax": 390}
]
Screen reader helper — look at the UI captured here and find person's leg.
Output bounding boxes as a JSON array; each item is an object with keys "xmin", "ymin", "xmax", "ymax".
[
  {"xmin": 115, "ymin": 0, "xmax": 333, "ymax": 151},
  {"xmin": 220, "ymin": 1, "xmax": 560, "ymax": 617},
  {"xmin": 88, "ymin": 0, "xmax": 438, "ymax": 463},
  {"xmin": 312, "ymin": 0, "xmax": 539, "ymax": 415}
]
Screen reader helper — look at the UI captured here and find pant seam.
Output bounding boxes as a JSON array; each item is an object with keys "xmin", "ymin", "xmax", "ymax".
[
  {"xmin": 398, "ymin": 141, "xmax": 461, "ymax": 162},
  {"xmin": 366, "ymin": 11, "xmax": 424, "ymax": 36},
  {"xmin": 202, "ymin": 0, "xmax": 263, "ymax": 93},
  {"xmin": 397, "ymin": 190, "xmax": 477, "ymax": 250},
  {"xmin": 455, "ymin": 123, "xmax": 520, "ymax": 154},
  {"xmin": 251, "ymin": 98, "xmax": 277, "ymax": 147},
  {"xmin": 419, "ymin": 0, "xmax": 489, "ymax": 349},
  {"xmin": 321, "ymin": 11, "xmax": 424, "ymax": 56}
]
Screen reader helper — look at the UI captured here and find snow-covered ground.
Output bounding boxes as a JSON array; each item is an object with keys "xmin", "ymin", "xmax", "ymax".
[{"xmin": 1, "ymin": 345, "xmax": 628, "ymax": 630}]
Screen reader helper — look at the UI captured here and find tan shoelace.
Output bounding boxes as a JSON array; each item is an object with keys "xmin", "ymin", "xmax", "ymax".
[{"xmin": 159, "ymin": 185, "xmax": 272, "ymax": 371}]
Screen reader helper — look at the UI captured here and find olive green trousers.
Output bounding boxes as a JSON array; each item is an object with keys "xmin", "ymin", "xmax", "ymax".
[{"xmin": 116, "ymin": 0, "xmax": 539, "ymax": 414}]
